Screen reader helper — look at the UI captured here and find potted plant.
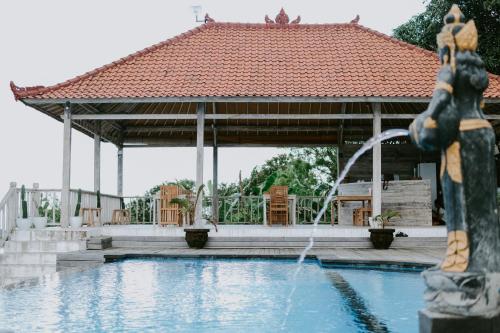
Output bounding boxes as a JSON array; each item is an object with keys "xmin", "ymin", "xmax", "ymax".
[
  {"xmin": 368, "ymin": 209, "xmax": 400, "ymax": 249},
  {"xmin": 169, "ymin": 196, "xmax": 193, "ymax": 227},
  {"xmin": 70, "ymin": 189, "xmax": 83, "ymax": 228},
  {"xmin": 171, "ymin": 185, "xmax": 210, "ymax": 249},
  {"xmin": 16, "ymin": 185, "xmax": 32, "ymax": 230},
  {"xmin": 96, "ymin": 190, "xmax": 101, "ymax": 210},
  {"xmin": 32, "ymin": 194, "xmax": 49, "ymax": 229}
]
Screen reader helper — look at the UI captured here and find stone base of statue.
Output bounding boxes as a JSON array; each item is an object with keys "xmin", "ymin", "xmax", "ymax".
[
  {"xmin": 419, "ymin": 309, "xmax": 500, "ymax": 333},
  {"xmin": 419, "ymin": 267, "xmax": 500, "ymax": 333}
]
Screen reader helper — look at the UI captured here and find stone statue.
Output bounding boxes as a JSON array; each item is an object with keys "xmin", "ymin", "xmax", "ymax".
[{"xmin": 410, "ymin": 5, "xmax": 500, "ymax": 319}]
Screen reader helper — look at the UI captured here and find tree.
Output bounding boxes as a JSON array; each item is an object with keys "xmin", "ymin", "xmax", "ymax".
[
  {"xmin": 291, "ymin": 147, "xmax": 338, "ymax": 192},
  {"xmin": 393, "ymin": 0, "xmax": 500, "ymax": 74}
]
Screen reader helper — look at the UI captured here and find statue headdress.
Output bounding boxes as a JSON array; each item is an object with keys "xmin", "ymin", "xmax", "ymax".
[{"xmin": 436, "ymin": 5, "xmax": 478, "ymax": 72}]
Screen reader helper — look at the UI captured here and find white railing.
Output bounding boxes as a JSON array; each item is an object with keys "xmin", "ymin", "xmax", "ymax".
[
  {"xmin": 0, "ymin": 183, "xmax": 338, "ymax": 242},
  {"xmin": 200, "ymin": 195, "xmax": 333, "ymax": 225},
  {"xmin": 122, "ymin": 195, "xmax": 156, "ymax": 224},
  {"xmin": 0, "ymin": 183, "xmax": 18, "ymax": 245},
  {"xmin": 295, "ymin": 196, "xmax": 332, "ymax": 224},
  {"xmin": 13, "ymin": 185, "xmax": 121, "ymax": 226}
]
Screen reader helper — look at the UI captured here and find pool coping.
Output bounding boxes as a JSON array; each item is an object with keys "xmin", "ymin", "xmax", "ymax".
[{"xmin": 2, "ymin": 249, "xmax": 438, "ymax": 290}]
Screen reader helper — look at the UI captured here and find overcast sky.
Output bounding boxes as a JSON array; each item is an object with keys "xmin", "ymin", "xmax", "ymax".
[{"xmin": 0, "ymin": 0, "xmax": 426, "ymax": 196}]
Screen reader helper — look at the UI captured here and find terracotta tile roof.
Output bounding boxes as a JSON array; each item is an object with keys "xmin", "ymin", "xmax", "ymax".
[{"xmin": 10, "ymin": 19, "xmax": 500, "ymax": 100}]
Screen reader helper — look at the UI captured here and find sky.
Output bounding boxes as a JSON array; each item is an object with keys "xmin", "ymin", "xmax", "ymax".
[{"xmin": 0, "ymin": 0, "xmax": 426, "ymax": 196}]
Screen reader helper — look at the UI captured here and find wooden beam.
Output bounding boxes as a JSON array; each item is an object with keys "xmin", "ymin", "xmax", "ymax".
[
  {"xmin": 125, "ymin": 125, "xmax": 344, "ymax": 133},
  {"xmin": 24, "ymin": 102, "xmax": 120, "ymax": 145},
  {"xmin": 79, "ymin": 104, "xmax": 123, "ymax": 131},
  {"xmin": 71, "ymin": 112, "xmax": 500, "ymax": 121},
  {"xmin": 24, "ymin": 96, "xmax": 439, "ymax": 105},
  {"xmin": 70, "ymin": 113, "xmax": 412, "ymax": 120}
]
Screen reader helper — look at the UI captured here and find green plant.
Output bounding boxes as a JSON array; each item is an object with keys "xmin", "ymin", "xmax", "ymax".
[
  {"xmin": 33, "ymin": 195, "xmax": 49, "ymax": 217},
  {"xmin": 96, "ymin": 190, "xmax": 101, "ymax": 209},
  {"xmin": 74, "ymin": 189, "xmax": 82, "ymax": 217},
  {"xmin": 170, "ymin": 184, "xmax": 205, "ymax": 225},
  {"xmin": 374, "ymin": 209, "xmax": 401, "ymax": 228},
  {"xmin": 20, "ymin": 185, "xmax": 28, "ymax": 219}
]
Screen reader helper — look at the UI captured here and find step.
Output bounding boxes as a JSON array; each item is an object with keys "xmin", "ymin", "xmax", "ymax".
[
  {"xmin": 0, "ymin": 263, "xmax": 55, "ymax": 278},
  {"xmin": 110, "ymin": 236, "xmax": 446, "ymax": 249},
  {"xmin": 0, "ymin": 253, "xmax": 56, "ymax": 265},
  {"xmin": 10, "ymin": 229, "xmax": 88, "ymax": 242},
  {"xmin": 87, "ymin": 237, "xmax": 112, "ymax": 250},
  {"xmin": 4, "ymin": 240, "xmax": 87, "ymax": 253}
]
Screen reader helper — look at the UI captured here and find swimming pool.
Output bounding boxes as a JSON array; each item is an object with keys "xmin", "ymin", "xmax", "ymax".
[{"xmin": 0, "ymin": 258, "xmax": 424, "ymax": 332}]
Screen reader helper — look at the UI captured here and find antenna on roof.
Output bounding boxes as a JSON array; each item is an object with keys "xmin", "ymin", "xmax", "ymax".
[{"xmin": 191, "ymin": 5, "xmax": 204, "ymax": 22}]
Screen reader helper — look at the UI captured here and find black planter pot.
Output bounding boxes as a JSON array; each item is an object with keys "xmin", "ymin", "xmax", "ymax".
[
  {"xmin": 368, "ymin": 228, "xmax": 395, "ymax": 249},
  {"xmin": 184, "ymin": 228, "xmax": 210, "ymax": 249}
]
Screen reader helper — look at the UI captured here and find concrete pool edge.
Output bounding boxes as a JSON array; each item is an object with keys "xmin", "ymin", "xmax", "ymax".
[{"xmin": 2, "ymin": 248, "xmax": 440, "ymax": 290}]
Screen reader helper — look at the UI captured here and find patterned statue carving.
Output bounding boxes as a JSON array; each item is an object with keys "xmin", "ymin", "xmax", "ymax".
[{"xmin": 410, "ymin": 5, "xmax": 500, "ymax": 316}]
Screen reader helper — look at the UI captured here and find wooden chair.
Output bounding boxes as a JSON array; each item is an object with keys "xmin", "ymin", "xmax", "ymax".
[
  {"xmin": 269, "ymin": 186, "xmax": 289, "ymax": 226},
  {"xmin": 353, "ymin": 207, "xmax": 372, "ymax": 226},
  {"xmin": 159, "ymin": 185, "xmax": 187, "ymax": 227},
  {"xmin": 111, "ymin": 209, "xmax": 131, "ymax": 225}
]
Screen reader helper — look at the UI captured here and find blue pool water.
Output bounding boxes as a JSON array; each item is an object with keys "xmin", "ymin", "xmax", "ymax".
[{"xmin": 0, "ymin": 258, "xmax": 424, "ymax": 332}]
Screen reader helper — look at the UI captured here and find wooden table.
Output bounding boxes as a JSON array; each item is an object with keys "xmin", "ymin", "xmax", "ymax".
[
  {"xmin": 331, "ymin": 195, "xmax": 372, "ymax": 225},
  {"xmin": 80, "ymin": 208, "xmax": 102, "ymax": 227},
  {"xmin": 111, "ymin": 209, "xmax": 131, "ymax": 225}
]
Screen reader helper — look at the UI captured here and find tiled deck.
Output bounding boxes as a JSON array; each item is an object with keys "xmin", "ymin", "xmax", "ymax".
[{"xmin": 57, "ymin": 247, "xmax": 445, "ymax": 271}]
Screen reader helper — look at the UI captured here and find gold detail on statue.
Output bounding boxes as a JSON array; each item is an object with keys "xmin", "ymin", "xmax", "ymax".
[
  {"xmin": 441, "ymin": 230, "xmax": 469, "ymax": 272},
  {"xmin": 409, "ymin": 120, "xmax": 419, "ymax": 143},
  {"xmin": 434, "ymin": 81, "xmax": 453, "ymax": 94},
  {"xmin": 459, "ymin": 119, "xmax": 492, "ymax": 131},
  {"xmin": 455, "ymin": 20, "xmax": 478, "ymax": 51},
  {"xmin": 446, "ymin": 4, "xmax": 463, "ymax": 24},
  {"xmin": 445, "ymin": 141, "xmax": 462, "ymax": 183},
  {"xmin": 423, "ymin": 117, "xmax": 437, "ymax": 129},
  {"xmin": 437, "ymin": 30, "xmax": 454, "ymax": 50}
]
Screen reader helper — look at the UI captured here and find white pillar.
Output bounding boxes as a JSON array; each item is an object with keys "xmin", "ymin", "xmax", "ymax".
[
  {"xmin": 8, "ymin": 182, "xmax": 17, "ymax": 228},
  {"xmin": 372, "ymin": 102, "xmax": 382, "ymax": 217},
  {"xmin": 195, "ymin": 102, "xmax": 205, "ymax": 223},
  {"xmin": 94, "ymin": 133, "xmax": 101, "ymax": 192},
  {"xmin": 61, "ymin": 103, "xmax": 72, "ymax": 227},
  {"xmin": 212, "ymin": 126, "xmax": 218, "ymax": 224},
  {"xmin": 117, "ymin": 146, "xmax": 123, "ymax": 196}
]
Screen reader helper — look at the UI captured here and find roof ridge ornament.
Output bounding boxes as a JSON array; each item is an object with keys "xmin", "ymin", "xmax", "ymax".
[
  {"xmin": 204, "ymin": 13, "xmax": 215, "ymax": 23},
  {"xmin": 10, "ymin": 81, "xmax": 45, "ymax": 101},
  {"xmin": 350, "ymin": 15, "xmax": 360, "ymax": 24},
  {"xmin": 275, "ymin": 8, "xmax": 289, "ymax": 24},
  {"xmin": 265, "ymin": 8, "xmax": 300, "ymax": 25}
]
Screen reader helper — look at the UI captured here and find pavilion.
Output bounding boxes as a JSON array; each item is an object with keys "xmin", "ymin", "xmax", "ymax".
[{"xmin": 10, "ymin": 9, "xmax": 500, "ymax": 227}]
